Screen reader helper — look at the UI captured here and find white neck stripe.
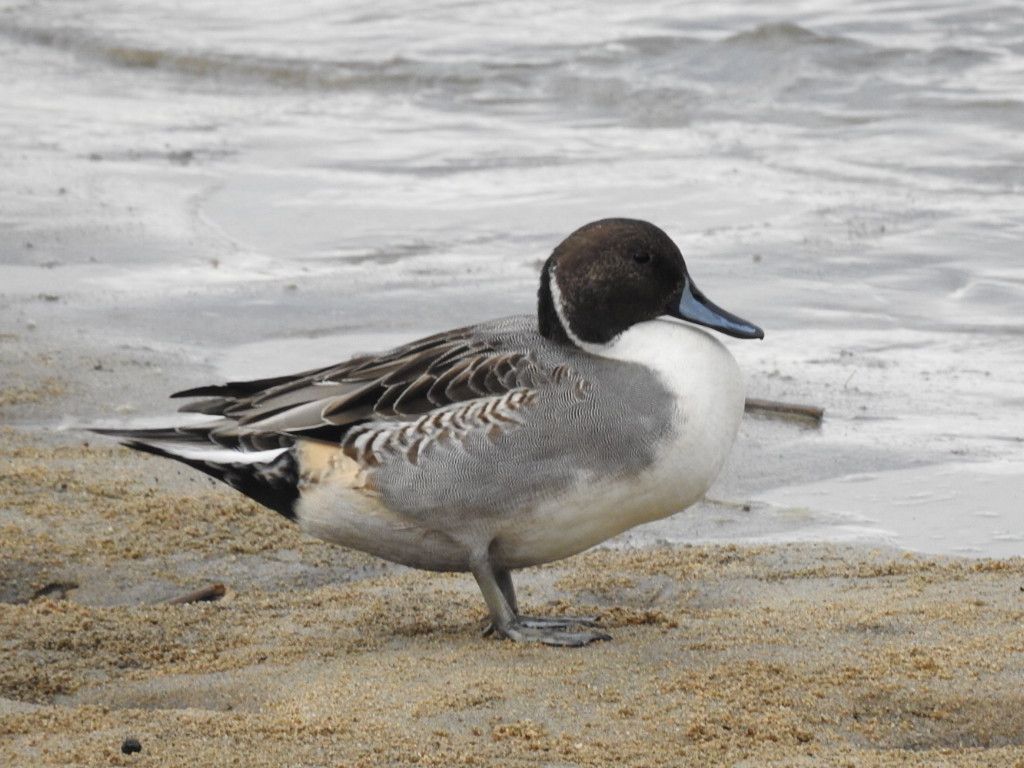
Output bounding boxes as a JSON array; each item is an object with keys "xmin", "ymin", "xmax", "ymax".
[{"xmin": 548, "ymin": 267, "xmax": 609, "ymax": 355}]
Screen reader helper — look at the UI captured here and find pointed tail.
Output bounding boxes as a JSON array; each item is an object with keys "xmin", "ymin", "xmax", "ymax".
[{"xmin": 92, "ymin": 428, "xmax": 300, "ymax": 520}]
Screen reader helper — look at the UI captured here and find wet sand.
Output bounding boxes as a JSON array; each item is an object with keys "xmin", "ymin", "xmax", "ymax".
[{"xmin": 3, "ymin": 421, "xmax": 1024, "ymax": 767}]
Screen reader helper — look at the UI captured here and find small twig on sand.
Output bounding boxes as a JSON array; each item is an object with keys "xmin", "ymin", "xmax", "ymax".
[
  {"xmin": 745, "ymin": 398, "xmax": 824, "ymax": 425},
  {"xmin": 19, "ymin": 581, "xmax": 79, "ymax": 603},
  {"xmin": 165, "ymin": 583, "xmax": 226, "ymax": 605}
]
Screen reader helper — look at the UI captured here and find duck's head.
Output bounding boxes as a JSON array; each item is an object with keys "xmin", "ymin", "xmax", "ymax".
[{"xmin": 538, "ymin": 218, "xmax": 763, "ymax": 347}]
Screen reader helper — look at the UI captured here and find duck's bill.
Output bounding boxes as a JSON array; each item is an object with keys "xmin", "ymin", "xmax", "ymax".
[{"xmin": 668, "ymin": 281, "xmax": 764, "ymax": 339}]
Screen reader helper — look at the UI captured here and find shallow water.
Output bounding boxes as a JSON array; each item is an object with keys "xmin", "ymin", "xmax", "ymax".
[{"xmin": 1, "ymin": 0, "xmax": 1022, "ymax": 556}]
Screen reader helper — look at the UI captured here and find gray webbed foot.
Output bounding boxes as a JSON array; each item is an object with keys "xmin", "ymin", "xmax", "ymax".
[
  {"xmin": 499, "ymin": 619, "xmax": 611, "ymax": 647},
  {"xmin": 482, "ymin": 614, "xmax": 604, "ymax": 637},
  {"xmin": 517, "ymin": 614, "xmax": 600, "ymax": 629}
]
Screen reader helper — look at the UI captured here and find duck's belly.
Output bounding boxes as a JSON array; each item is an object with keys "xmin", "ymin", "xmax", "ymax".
[
  {"xmin": 491, "ymin": 432, "xmax": 728, "ymax": 569},
  {"xmin": 490, "ymin": 475, "xmax": 693, "ymax": 569}
]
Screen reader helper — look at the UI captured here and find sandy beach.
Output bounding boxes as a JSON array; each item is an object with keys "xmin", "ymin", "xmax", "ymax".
[{"xmin": 3, "ymin": 417, "xmax": 1024, "ymax": 767}]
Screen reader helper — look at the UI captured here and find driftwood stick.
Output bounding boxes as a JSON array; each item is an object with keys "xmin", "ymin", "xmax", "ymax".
[
  {"xmin": 165, "ymin": 583, "xmax": 226, "ymax": 605},
  {"xmin": 15, "ymin": 581, "xmax": 79, "ymax": 604},
  {"xmin": 744, "ymin": 398, "xmax": 824, "ymax": 424},
  {"xmin": 32, "ymin": 581, "xmax": 79, "ymax": 600}
]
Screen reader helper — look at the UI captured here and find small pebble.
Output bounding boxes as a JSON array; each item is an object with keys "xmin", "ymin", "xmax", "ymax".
[{"xmin": 121, "ymin": 737, "xmax": 142, "ymax": 754}]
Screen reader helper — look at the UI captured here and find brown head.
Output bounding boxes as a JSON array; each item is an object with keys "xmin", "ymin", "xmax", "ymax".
[{"xmin": 538, "ymin": 218, "xmax": 763, "ymax": 346}]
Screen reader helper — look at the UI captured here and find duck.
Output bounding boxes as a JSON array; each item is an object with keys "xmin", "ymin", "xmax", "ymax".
[{"xmin": 97, "ymin": 218, "xmax": 763, "ymax": 646}]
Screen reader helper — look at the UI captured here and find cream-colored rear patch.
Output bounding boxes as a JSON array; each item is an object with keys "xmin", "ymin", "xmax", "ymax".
[{"xmin": 295, "ymin": 440, "xmax": 377, "ymax": 496}]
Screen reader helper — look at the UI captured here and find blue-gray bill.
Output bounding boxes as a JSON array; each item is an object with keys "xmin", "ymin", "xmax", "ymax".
[{"xmin": 669, "ymin": 281, "xmax": 764, "ymax": 340}]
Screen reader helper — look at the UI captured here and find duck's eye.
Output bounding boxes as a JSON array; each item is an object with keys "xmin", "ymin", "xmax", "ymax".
[{"xmin": 633, "ymin": 252, "xmax": 652, "ymax": 264}]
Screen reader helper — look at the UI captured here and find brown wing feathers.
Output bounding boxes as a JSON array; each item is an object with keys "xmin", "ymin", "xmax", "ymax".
[{"xmin": 167, "ymin": 327, "xmax": 550, "ymax": 450}]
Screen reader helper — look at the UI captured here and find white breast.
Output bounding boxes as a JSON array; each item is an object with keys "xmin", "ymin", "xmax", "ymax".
[{"xmin": 495, "ymin": 319, "xmax": 746, "ymax": 569}]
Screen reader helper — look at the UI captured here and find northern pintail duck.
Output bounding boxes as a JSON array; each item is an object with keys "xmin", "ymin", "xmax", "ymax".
[{"xmin": 98, "ymin": 219, "xmax": 763, "ymax": 646}]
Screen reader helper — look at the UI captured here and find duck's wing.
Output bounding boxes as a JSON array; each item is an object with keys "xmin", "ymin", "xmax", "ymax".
[{"xmin": 97, "ymin": 320, "xmax": 561, "ymax": 454}]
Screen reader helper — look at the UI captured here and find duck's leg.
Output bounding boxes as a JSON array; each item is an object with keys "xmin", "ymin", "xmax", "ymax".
[
  {"xmin": 472, "ymin": 559, "xmax": 610, "ymax": 647},
  {"xmin": 496, "ymin": 568, "xmax": 601, "ymax": 629},
  {"xmin": 495, "ymin": 568, "xmax": 519, "ymax": 613}
]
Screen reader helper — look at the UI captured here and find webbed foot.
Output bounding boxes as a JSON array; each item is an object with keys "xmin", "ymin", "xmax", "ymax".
[
  {"xmin": 517, "ymin": 614, "xmax": 599, "ymax": 629},
  {"xmin": 482, "ymin": 614, "xmax": 604, "ymax": 638},
  {"xmin": 498, "ymin": 619, "xmax": 611, "ymax": 647}
]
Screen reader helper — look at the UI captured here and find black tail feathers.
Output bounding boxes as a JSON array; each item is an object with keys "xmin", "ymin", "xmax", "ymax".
[{"xmin": 94, "ymin": 429, "xmax": 300, "ymax": 521}]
